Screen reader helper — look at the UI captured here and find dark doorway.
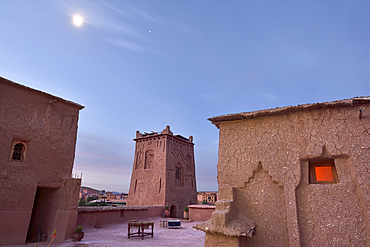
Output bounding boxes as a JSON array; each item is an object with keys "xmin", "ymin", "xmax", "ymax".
[
  {"xmin": 170, "ymin": 205, "xmax": 176, "ymax": 218},
  {"xmin": 26, "ymin": 187, "xmax": 58, "ymax": 242}
]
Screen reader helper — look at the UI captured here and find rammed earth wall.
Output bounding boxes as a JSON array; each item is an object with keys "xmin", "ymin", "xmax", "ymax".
[
  {"xmin": 77, "ymin": 206, "xmax": 165, "ymax": 228},
  {"xmin": 196, "ymin": 97, "xmax": 370, "ymax": 247},
  {"xmin": 0, "ymin": 77, "xmax": 83, "ymax": 245}
]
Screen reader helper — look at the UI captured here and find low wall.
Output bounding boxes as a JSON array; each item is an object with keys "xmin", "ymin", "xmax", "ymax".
[
  {"xmin": 188, "ymin": 205, "xmax": 215, "ymax": 221},
  {"xmin": 77, "ymin": 205, "xmax": 165, "ymax": 228}
]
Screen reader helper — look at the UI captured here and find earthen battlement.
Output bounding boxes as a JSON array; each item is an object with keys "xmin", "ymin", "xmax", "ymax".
[{"xmin": 135, "ymin": 125, "xmax": 193, "ymax": 144}]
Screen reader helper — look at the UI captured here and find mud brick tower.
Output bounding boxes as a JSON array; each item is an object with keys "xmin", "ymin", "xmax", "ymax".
[{"xmin": 127, "ymin": 126, "xmax": 197, "ymax": 218}]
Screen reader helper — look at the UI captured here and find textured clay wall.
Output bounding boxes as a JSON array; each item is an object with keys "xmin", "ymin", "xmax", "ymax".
[
  {"xmin": 127, "ymin": 134, "xmax": 167, "ymax": 206},
  {"xmin": 77, "ymin": 206, "xmax": 164, "ymax": 227},
  {"xmin": 0, "ymin": 78, "xmax": 83, "ymax": 245},
  {"xmin": 127, "ymin": 126, "xmax": 197, "ymax": 218},
  {"xmin": 165, "ymin": 134, "xmax": 197, "ymax": 218},
  {"xmin": 198, "ymin": 99, "xmax": 370, "ymax": 247},
  {"xmin": 188, "ymin": 205, "xmax": 215, "ymax": 221}
]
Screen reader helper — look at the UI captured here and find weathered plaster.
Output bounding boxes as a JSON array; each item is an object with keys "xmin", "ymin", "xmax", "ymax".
[
  {"xmin": 0, "ymin": 77, "xmax": 83, "ymax": 245},
  {"xmin": 198, "ymin": 98, "xmax": 370, "ymax": 246}
]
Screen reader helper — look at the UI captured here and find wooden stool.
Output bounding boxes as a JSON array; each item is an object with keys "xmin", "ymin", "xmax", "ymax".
[{"xmin": 160, "ymin": 220, "xmax": 168, "ymax": 227}]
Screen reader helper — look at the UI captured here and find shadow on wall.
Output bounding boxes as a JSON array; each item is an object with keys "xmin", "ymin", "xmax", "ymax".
[{"xmin": 170, "ymin": 205, "xmax": 176, "ymax": 218}]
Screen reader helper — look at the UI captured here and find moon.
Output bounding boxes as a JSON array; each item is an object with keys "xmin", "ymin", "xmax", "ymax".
[{"xmin": 73, "ymin": 15, "xmax": 83, "ymax": 26}]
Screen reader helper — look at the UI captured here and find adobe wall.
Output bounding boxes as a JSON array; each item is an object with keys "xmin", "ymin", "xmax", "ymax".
[
  {"xmin": 0, "ymin": 77, "xmax": 83, "ymax": 245},
  {"xmin": 127, "ymin": 134, "xmax": 168, "ymax": 206},
  {"xmin": 76, "ymin": 206, "xmax": 165, "ymax": 228},
  {"xmin": 198, "ymin": 99, "xmax": 370, "ymax": 246},
  {"xmin": 204, "ymin": 233, "xmax": 245, "ymax": 247},
  {"xmin": 188, "ymin": 205, "xmax": 215, "ymax": 221},
  {"xmin": 127, "ymin": 126, "xmax": 197, "ymax": 218},
  {"xmin": 165, "ymin": 132, "xmax": 198, "ymax": 218}
]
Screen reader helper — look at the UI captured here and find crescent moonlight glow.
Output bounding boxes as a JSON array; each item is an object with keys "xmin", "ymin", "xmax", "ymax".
[{"xmin": 73, "ymin": 15, "xmax": 83, "ymax": 26}]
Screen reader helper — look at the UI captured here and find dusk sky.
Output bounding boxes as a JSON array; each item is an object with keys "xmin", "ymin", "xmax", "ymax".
[{"xmin": 1, "ymin": 1, "xmax": 369, "ymax": 192}]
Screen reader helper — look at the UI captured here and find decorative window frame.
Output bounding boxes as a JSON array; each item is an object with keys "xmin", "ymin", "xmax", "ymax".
[
  {"xmin": 175, "ymin": 163, "xmax": 184, "ymax": 187},
  {"xmin": 309, "ymin": 159, "xmax": 339, "ymax": 184},
  {"xmin": 9, "ymin": 141, "xmax": 28, "ymax": 163},
  {"xmin": 144, "ymin": 150, "xmax": 154, "ymax": 169}
]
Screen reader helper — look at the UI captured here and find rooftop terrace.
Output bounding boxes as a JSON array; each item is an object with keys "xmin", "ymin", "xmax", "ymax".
[{"xmin": 4, "ymin": 217, "xmax": 205, "ymax": 247}]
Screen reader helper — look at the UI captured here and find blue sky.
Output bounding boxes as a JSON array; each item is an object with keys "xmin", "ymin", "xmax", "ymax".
[{"xmin": 1, "ymin": 0, "xmax": 369, "ymax": 192}]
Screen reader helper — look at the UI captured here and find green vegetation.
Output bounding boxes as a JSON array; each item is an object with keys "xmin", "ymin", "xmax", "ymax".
[
  {"xmin": 202, "ymin": 200, "xmax": 208, "ymax": 205},
  {"xmin": 74, "ymin": 225, "xmax": 84, "ymax": 233},
  {"xmin": 78, "ymin": 198, "xmax": 86, "ymax": 206},
  {"xmin": 184, "ymin": 207, "xmax": 189, "ymax": 212}
]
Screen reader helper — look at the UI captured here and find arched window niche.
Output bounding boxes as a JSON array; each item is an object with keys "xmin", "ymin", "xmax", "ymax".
[
  {"xmin": 10, "ymin": 141, "xmax": 28, "ymax": 163},
  {"xmin": 175, "ymin": 163, "xmax": 183, "ymax": 187}
]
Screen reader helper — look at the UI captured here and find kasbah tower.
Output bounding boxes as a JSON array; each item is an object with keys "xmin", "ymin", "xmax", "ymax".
[{"xmin": 127, "ymin": 126, "xmax": 197, "ymax": 218}]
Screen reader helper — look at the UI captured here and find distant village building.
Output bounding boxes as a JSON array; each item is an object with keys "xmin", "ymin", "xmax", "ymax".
[
  {"xmin": 79, "ymin": 186, "xmax": 128, "ymax": 205},
  {"xmin": 78, "ymin": 186, "xmax": 103, "ymax": 200},
  {"xmin": 197, "ymin": 191, "xmax": 218, "ymax": 204},
  {"xmin": 127, "ymin": 126, "xmax": 197, "ymax": 218},
  {"xmin": 196, "ymin": 97, "xmax": 370, "ymax": 247},
  {"xmin": 0, "ymin": 77, "xmax": 84, "ymax": 245}
]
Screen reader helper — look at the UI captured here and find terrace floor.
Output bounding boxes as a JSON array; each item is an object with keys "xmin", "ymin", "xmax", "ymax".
[{"xmin": 5, "ymin": 217, "xmax": 206, "ymax": 247}]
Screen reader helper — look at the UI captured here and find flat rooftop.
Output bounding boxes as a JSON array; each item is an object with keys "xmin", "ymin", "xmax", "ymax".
[{"xmin": 4, "ymin": 217, "xmax": 205, "ymax": 247}]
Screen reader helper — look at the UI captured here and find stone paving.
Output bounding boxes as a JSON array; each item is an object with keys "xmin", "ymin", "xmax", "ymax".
[{"xmin": 4, "ymin": 217, "xmax": 205, "ymax": 247}]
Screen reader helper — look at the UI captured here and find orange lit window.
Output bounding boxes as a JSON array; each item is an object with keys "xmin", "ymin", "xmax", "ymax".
[
  {"xmin": 315, "ymin": 166, "xmax": 333, "ymax": 181},
  {"xmin": 309, "ymin": 159, "xmax": 338, "ymax": 184}
]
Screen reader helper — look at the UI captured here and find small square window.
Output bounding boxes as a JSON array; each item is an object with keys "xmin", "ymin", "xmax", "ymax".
[{"xmin": 309, "ymin": 159, "xmax": 339, "ymax": 184}]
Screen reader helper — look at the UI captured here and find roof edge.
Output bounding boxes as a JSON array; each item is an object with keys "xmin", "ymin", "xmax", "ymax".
[
  {"xmin": 1, "ymin": 76, "xmax": 84, "ymax": 110},
  {"xmin": 208, "ymin": 97, "xmax": 370, "ymax": 125}
]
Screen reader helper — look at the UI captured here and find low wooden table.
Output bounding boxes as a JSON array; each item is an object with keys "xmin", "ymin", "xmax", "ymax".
[{"xmin": 128, "ymin": 221, "xmax": 154, "ymax": 239}]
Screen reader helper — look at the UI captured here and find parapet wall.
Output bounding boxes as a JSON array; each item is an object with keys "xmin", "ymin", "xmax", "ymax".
[
  {"xmin": 77, "ymin": 205, "xmax": 165, "ymax": 228},
  {"xmin": 188, "ymin": 205, "xmax": 215, "ymax": 221}
]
